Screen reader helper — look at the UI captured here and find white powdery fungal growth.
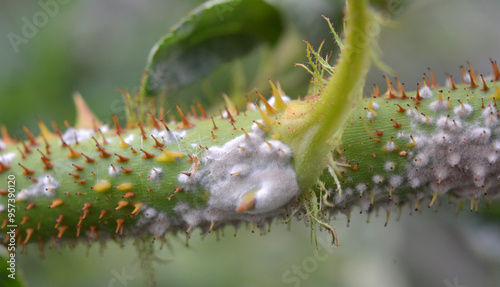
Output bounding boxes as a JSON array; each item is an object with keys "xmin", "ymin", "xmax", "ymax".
[
  {"xmin": 384, "ymin": 161, "xmax": 395, "ymax": 171},
  {"xmin": 177, "ymin": 130, "xmax": 299, "ymax": 223},
  {"xmin": 0, "ymin": 139, "xmax": 5, "ymax": 150},
  {"xmin": 358, "ymin": 196, "xmax": 371, "ymax": 213},
  {"xmin": 174, "ymin": 203, "xmax": 207, "ymax": 226},
  {"xmin": 372, "ymin": 174, "xmax": 384, "ymax": 184},
  {"xmin": 340, "ymin": 98, "xmax": 500, "ymax": 215},
  {"xmin": 0, "ymin": 152, "xmax": 16, "ymax": 165},
  {"xmin": 419, "ymin": 86, "xmax": 434, "ymax": 99},
  {"xmin": 261, "ymin": 95, "xmax": 291, "ymax": 110},
  {"xmin": 406, "ymin": 107, "xmax": 419, "ymax": 118},
  {"xmin": 123, "ymin": 134, "xmax": 135, "ymax": 144},
  {"xmin": 135, "ymin": 207, "xmax": 157, "ymax": 228},
  {"xmin": 62, "ymin": 128, "xmax": 95, "ymax": 145},
  {"xmin": 483, "ymin": 105, "xmax": 498, "ymax": 127},
  {"xmin": 429, "ymin": 98, "xmax": 448, "ymax": 112},
  {"xmin": 420, "ymin": 113, "xmax": 432, "ymax": 124},
  {"xmin": 405, "ymin": 98, "xmax": 500, "ymax": 199},
  {"xmin": 355, "ymin": 183, "xmax": 367, "ymax": 195},
  {"xmin": 132, "ymin": 206, "xmax": 170, "ymax": 237},
  {"xmin": 108, "ymin": 165, "xmax": 121, "ymax": 177},
  {"xmin": 385, "ymin": 140, "xmax": 397, "ymax": 152},
  {"xmin": 149, "ymin": 167, "xmax": 163, "ymax": 181},
  {"xmin": 454, "ymin": 103, "xmax": 473, "ymax": 117},
  {"xmin": 389, "ymin": 175, "xmax": 403, "ymax": 189},
  {"xmin": 150, "ymin": 128, "xmax": 186, "ymax": 143},
  {"xmin": 149, "ymin": 212, "xmax": 170, "ymax": 236},
  {"xmin": 16, "ymin": 175, "xmax": 59, "ymax": 200}
]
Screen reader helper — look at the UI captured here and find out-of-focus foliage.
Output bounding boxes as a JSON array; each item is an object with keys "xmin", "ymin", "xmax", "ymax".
[{"xmin": 141, "ymin": 0, "xmax": 284, "ymax": 98}]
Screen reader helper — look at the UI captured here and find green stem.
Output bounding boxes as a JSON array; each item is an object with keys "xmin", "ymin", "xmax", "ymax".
[{"xmin": 278, "ymin": 0, "xmax": 376, "ymax": 190}]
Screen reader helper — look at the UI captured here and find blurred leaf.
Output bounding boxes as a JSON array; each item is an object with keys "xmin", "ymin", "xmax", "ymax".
[{"xmin": 140, "ymin": 0, "xmax": 283, "ymax": 98}]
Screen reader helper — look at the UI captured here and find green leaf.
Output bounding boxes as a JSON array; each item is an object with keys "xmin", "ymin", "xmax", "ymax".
[{"xmin": 140, "ymin": 0, "xmax": 283, "ymax": 98}]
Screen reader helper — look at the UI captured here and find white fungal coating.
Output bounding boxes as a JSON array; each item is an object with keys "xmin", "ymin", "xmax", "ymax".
[
  {"xmin": 419, "ymin": 86, "xmax": 434, "ymax": 99},
  {"xmin": 468, "ymin": 127, "xmax": 491, "ymax": 143},
  {"xmin": 436, "ymin": 117, "xmax": 450, "ymax": 129},
  {"xmin": 493, "ymin": 140, "xmax": 500, "ymax": 151},
  {"xmin": 358, "ymin": 196, "xmax": 371, "ymax": 213},
  {"xmin": 418, "ymin": 113, "xmax": 432, "ymax": 124},
  {"xmin": 403, "ymin": 104, "xmax": 500, "ymax": 198},
  {"xmin": 133, "ymin": 206, "xmax": 171, "ymax": 237},
  {"xmin": 344, "ymin": 187, "xmax": 353, "ymax": 197},
  {"xmin": 335, "ymin": 93, "xmax": 500, "ymax": 207},
  {"xmin": 435, "ymin": 165, "xmax": 449, "ymax": 181},
  {"xmin": 410, "ymin": 135, "xmax": 428, "ymax": 149},
  {"xmin": 177, "ymin": 130, "xmax": 299, "ymax": 222},
  {"xmin": 413, "ymin": 152, "xmax": 429, "ymax": 167},
  {"xmin": 142, "ymin": 207, "xmax": 158, "ymax": 219},
  {"xmin": 41, "ymin": 175, "xmax": 59, "ymax": 194},
  {"xmin": 462, "ymin": 73, "xmax": 471, "ymax": 83},
  {"xmin": 355, "ymin": 183, "xmax": 367, "ymax": 194},
  {"xmin": 0, "ymin": 204, "xmax": 4, "ymax": 213},
  {"xmin": 150, "ymin": 128, "xmax": 186, "ymax": 143},
  {"xmin": 16, "ymin": 175, "xmax": 59, "ymax": 200},
  {"xmin": 453, "ymin": 103, "xmax": 473, "ymax": 117},
  {"xmin": 447, "ymin": 153, "xmax": 460, "ymax": 166},
  {"xmin": 174, "ymin": 203, "xmax": 207, "ymax": 226},
  {"xmin": 405, "ymin": 107, "xmax": 418, "ymax": 118},
  {"xmin": 0, "ymin": 152, "xmax": 16, "ymax": 165},
  {"xmin": 0, "ymin": 139, "xmax": 5, "ymax": 150},
  {"xmin": 62, "ymin": 128, "xmax": 94, "ymax": 145},
  {"xmin": 409, "ymin": 177, "xmax": 421, "ymax": 189},
  {"xmin": 484, "ymin": 111, "xmax": 498, "ymax": 127},
  {"xmin": 436, "ymin": 117, "xmax": 463, "ymax": 132},
  {"xmin": 429, "ymin": 98, "xmax": 449, "ymax": 112},
  {"xmin": 251, "ymin": 120, "xmax": 266, "ymax": 137},
  {"xmin": 431, "ymin": 131, "xmax": 449, "ymax": 145},
  {"xmin": 487, "ymin": 152, "xmax": 498, "ymax": 164},
  {"xmin": 372, "ymin": 174, "xmax": 384, "ymax": 184},
  {"xmin": 385, "ymin": 141, "xmax": 396, "ymax": 152},
  {"xmin": 262, "ymin": 95, "xmax": 291, "ymax": 109},
  {"xmin": 149, "ymin": 167, "xmax": 163, "ymax": 181},
  {"xmin": 482, "ymin": 105, "xmax": 496, "ymax": 118},
  {"xmin": 384, "ymin": 161, "xmax": 395, "ymax": 171},
  {"xmin": 389, "ymin": 175, "xmax": 403, "ymax": 189},
  {"xmin": 149, "ymin": 212, "xmax": 170, "ymax": 236},
  {"xmin": 108, "ymin": 165, "xmax": 120, "ymax": 177},
  {"xmin": 123, "ymin": 134, "xmax": 135, "ymax": 144}
]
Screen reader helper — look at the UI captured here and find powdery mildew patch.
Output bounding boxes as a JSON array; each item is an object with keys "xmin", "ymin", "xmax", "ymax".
[
  {"xmin": 16, "ymin": 175, "xmax": 59, "ymax": 200},
  {"xmin": 406, "ymin": 101, "xmax": 500, "ymax": 199},
  {"xmin": 0, "ymin": 152, "xmax": 16, "ymax": 165},
  {"xmin": 177, "ymin": 127, "xmax": 300, "ymax": 223}
]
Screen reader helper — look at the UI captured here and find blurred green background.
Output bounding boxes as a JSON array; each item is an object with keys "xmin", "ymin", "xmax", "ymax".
[{"xmin": 1, "ymin": 0, "xmax": 500, "ymax": 286}]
